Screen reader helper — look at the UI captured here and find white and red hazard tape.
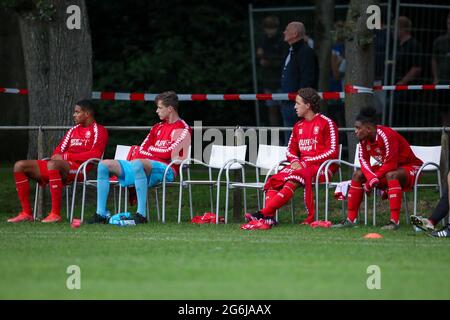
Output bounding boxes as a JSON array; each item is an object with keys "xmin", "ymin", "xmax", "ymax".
[{"xmin": 1, "ymin": 84, "xmax": 449, "ymax": 101}]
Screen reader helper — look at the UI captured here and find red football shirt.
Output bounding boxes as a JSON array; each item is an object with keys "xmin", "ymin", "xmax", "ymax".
[
  {"xmin": 52, "ymin": 122, "xmax": 108, "ymax": 164},
  {"xmin": 132, "ymin": 119, "xmax": 191, "ymax": 176},
  {"xmin": 286, "ymin": 113, "xmax": 339, "ymax": 168},
  {"xmin": 358, "ymin": 125, "xmax": 422, "ymax": 185}
]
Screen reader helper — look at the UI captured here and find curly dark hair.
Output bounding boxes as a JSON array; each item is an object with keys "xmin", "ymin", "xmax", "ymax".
[
  {"xmin": 356, "ymin": 106, "xmax": 378, "ymax": 125},
  {"xmin": 297, "ymin": 88, "xmax": 321, "ymax": 113}
]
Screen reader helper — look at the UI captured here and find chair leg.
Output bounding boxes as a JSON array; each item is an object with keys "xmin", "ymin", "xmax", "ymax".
[
  {"xmin": 113, "ymin": 186, "xmax": 117, "ymax": 214},
  {"xmin": 256, "ymin": 189, "xmax": 261, "ymax": 211},
  {"xmin": 118, "ymin": 186, "xmax": 122, "ymax": 213},
  {"xmin": 33, "ymin": 183, "xmax": 39, "ymax": 221},
  {"xmin": 124, "ymin": 187, "xmax": 128, "ymax": 213},
  {"xmin": 177, "ymin": 183, "xmax": 184, "ymax": 224},
  {"xmin": 81, "ymin": 183, "xmax": 87, "ymax": 222},
  {"xmin": 371, "ymin": 189, "xmax": 376, "ymax": 226},
  {"xmin": 155, "ymin": 188, "xmax": 160, "ymax": 222},
  {"xmin": 224, "ymin": 184, "xmax": 230, "ymax": 224},
  {"xmin": 290, "ymin": 197, "xmax": 295, "ymax": 223},
  {"xmin": 188, "ymin": 184, "xmax": 193, "ymax": 219},
  {"xmin": 403, "ymin": 192, "xmax": 409, "ymax": 224},
  {"xmin": 187, "ymin": 168, "xmax": 193, "ymax": 219},
  {"xmin": 325, "ymin": 182, "xmax": 329, "ymax": 222},
  {"xmin": 146, "ymin": 191, "xmax": 150, "ymax": 221},
  {"xmin": 209, "ymin": 185, "xmax": 214, "ymax": 213},
  {"xmin": 66, "ymin": 186, "xmax": 70, "ymax": 220},
  {"xmin": 70, "ymin": 182, "xmax": 77, "ymax": 223}
]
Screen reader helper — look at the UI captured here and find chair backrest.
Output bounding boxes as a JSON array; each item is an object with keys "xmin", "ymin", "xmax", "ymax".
[
  {"xmin": 353, "ymin": 143, "xmax": 379, "ymax": 168},
  {"xmin": 255, "ymin": 144, "xmax": 288, "ymax": 170},
  {"xmin": 411, "ymin": 145, "xmax": 441, "ymax": 171},
  {"xmin": 114, "ymin": 145, "xmax": 132, "ymax": 160},
  {"xmin": 208, "ymin": 145, "xmax": 247, "ymax": 169}
]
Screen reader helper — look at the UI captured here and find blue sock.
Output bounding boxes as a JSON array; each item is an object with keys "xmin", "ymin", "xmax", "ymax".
[
  {"xmin": 132, "ymin": 161, "xmax": 148, "ymax": 217},
  {"xmin": 96, "ymin": 162, "xmax": 110, "ymax": 217}
]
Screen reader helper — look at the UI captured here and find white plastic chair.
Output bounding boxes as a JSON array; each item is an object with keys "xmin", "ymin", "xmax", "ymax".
[
  {"xmin": 69, "ymin": 145, "xmax": 130, "ymax": 222},
  {"xmin": 411, "ymin": 146, "xmax": 442, "ymax": 217},
  {"xmin": 175, "ymin": 144, "xmax": 247, "ymax": 224},
  {"xmin": 321, "ymin": 144, "xmax": 379, "ymax": 225},
  {"xmin": 314, "ymin": 144, "xmax": 343, "ymax": 221},
  {"xmin": 220, "ymin": 144, "xmax": 288, "ymax": 221}
]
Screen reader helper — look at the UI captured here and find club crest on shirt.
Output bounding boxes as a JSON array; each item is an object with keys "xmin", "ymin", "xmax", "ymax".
[
  {"xmin": 157, "ymin": 129, "xmax": 161, "ymax": 136},
  {"xmin": 375, "ymin": 148, "xmax": 381, "ymax": 154},
  {"xmin": 299, "ymin": 128, "xmax": 303, "ymax": 135},
  {"xmin": 85, "ymin": 131, "xmax": 91, "ymax": 139},
  {"xmin": 313, "ymin": 126, "xmax": 320, "ymax": 135}
]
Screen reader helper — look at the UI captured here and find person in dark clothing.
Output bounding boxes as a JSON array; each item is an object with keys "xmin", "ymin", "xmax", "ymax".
[
  {"xmin": 431, "ymin": 11, "xmax": 450, "ymax": 127},
  {"xmin": 256, "ymin": 16, "xmax": 284, "ymax": 127},
  {"xmin": 280, "ymin": 21, "xmax": 319, "ymax": 144},
  {"xmin": 411, "ymin": 172, "xmax": 450, "ymax": 238},
  {"xmin": 393, "ymin": 16, "xmax": 423, "ymax": 127}
]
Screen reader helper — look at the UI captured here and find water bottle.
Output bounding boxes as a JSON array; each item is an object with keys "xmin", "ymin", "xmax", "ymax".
[
  {"xmin": 117, "ymin": 220, "xmax": 136, "ymax": 227},
  {"xmin": 413, "ymin": 226, "xmax": 423, "ymax": 233}
]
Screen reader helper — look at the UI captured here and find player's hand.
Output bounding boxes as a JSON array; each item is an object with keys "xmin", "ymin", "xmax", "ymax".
[
  {"xmin": 291, "ymin": 162, "xmax": 302, "ymax": 170},
  {"xmin": 364, "ymin": 178, "xmax": 379, "ymax": 194},
  {"xmin": 51, "ymin": 154, "xmax": 63, "ymax": 160}
]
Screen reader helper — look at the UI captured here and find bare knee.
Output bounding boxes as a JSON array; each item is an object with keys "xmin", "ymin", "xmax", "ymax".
[
  {"xmin": 46, "ymin": 160, "xmax": 58, "ymax": 170},
  {"xmin": 352, "ymin": 170, "xmax": 365, "ymax": 182},
  {"xmin": 385, "ymin": 171, "xmax": 397, "ymax": 181},
  {"xmin": 14, "ymin": 160, "xmax": 27, "ymax": 172},
  {"xmin": 101, "ymin": 160, "xmax": 117, "ymax": 171}
]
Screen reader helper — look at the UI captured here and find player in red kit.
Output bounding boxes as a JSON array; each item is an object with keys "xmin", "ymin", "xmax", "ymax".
[
  {"xmin": 88, "ymin": 91, "xmax": 191, "ymax": 224},
  {"xmin": 332, "ymin": 106, "xmax": 423, "ymax": 230},
  {"xmin": 241, "ymin": 88, "xmax": 339, "ymax": 230},
  {"xmin": 7, "ymin": 100, "xmax": 109, "ymax": 223}
]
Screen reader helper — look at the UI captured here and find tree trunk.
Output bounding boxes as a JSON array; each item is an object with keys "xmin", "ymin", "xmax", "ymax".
[
  {"xmin": 314, "ymin": 0, "xmax": 334, "ymax": 115},
  {"xmin": 0, "ymin": 12, "xmax": 28, "ymax": 161},
  {"xmin": 18, "ymin": 0, "xmax": 92, "ymax": 159},
  {"xmin": 344, "ymin": 0, "xmax": 377, "ymax": 161}
]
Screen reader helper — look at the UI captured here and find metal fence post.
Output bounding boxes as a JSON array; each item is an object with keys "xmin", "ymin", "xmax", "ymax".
[
  {"xmin": 440, "ymin": 127, "xmax": 449, "ymax": 191},
  {"xmin": 37, "ymin": 125, "xmax": 44, "ymax": 219},
  {"xmin": 233, "ymin": 126, "xmax": 245, "ymax": 222}
]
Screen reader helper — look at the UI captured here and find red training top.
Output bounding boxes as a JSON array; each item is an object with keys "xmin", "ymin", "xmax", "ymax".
[
  {"xmin": 358, "ymin": 125, "xmax": 423, "ymax": 186},
  {"xmin": 132, "ymin": 119, "xmax": 191, "ymax": 176},
  {"xmin": 52, "ymin": 122, "xmax": 109, "ymax": 164},
  {"xmin": 286, "ymin": 113, "xmax": 339, "ymax": 169}
]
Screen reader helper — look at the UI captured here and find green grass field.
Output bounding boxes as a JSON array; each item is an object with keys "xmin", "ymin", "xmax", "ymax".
[{"xmin": 1, "ymin": 162, "xmax": 450, "ymax": 299}]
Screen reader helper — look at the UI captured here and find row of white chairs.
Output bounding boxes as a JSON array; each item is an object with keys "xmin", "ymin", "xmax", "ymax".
[{"xmin": 33, "ymin": 143, "xmax": 442, "ymax": 225}]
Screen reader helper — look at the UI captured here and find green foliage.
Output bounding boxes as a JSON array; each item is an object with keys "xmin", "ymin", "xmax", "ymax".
[
  {"xmin": 1, "ymin": 0, "xmax": 55, "ymax": 21},
  {"xmin": 88, "ymin": 1, "xmax": 255, "ymax": 128}
]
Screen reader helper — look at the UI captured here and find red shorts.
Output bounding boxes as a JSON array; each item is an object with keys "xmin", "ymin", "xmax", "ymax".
[
  {"xmin": 373, "ymin": 164, "xmax": 421, "ymax": 192},
  {"xmin": 37, "ymin": 160, "xmax": 83, "ymax": 186}
]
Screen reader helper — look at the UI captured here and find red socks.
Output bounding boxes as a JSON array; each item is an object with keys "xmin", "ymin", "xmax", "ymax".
[
  {"xmin": 14, "ymin": 172, "xmax": 32, "ymax": 215},
  {"xmin": 347, "ymin": 180, "xmax": 363, "ymax": 223},
  {"xmin": 261, "ymin": 181, "xmax": 297, "ymax": 217},
  {"xmin": 48, "ymin": 170, "xmax": 63, "ymax": 216},
  {"xmin": 387, "ymin": 179, "xmax": 402, "ymax": 224}
]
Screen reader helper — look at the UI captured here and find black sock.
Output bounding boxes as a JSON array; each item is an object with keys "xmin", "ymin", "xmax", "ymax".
[{"xmin": 429, "ymin": 186, "xmax": 449, "ymax": 225}]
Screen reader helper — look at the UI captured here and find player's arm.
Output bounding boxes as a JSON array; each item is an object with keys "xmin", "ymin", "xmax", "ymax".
[
  {"xmin": 52, "ymin": 126, "xmax": 76, "ymax": 158},
  {"xmin": 374, "ymin": 130, "xmax": 399, "ymax": 180},
  {"xmin": 358, "ymin": 142, "xmax": 379, "ymax": 188},
  {"xmin": 146, "ymin": 126, "xmax": 191, "ymax": 161},
  {"xmin": 134, "ymin": 128, "xmax": 155, "ymax": 159}
]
